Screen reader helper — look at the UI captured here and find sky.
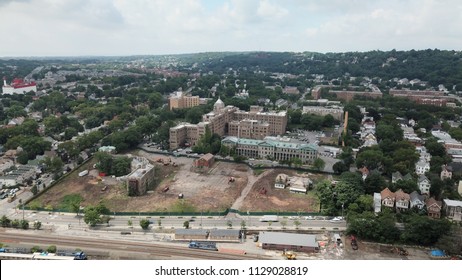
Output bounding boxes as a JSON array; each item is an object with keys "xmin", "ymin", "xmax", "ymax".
[{"xmin": 0, "ymin": 0, "xmax": 461, "ymax": 57}]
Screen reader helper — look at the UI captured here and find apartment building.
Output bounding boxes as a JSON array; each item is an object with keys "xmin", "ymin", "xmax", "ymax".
[
  {"xmin": 169, "ymin": 98, "xmax": 288, "ymax": 150},
  {"xmin": 126, "ymin": 158, "xmax": 155, "ymax": 196},
  {"xmin": 302, "ymin": 106, "xmax": 344, "ymax": 121},
  {"xmin": 169, "ymin": 91, "xmax": 200, "ymax": 110}
]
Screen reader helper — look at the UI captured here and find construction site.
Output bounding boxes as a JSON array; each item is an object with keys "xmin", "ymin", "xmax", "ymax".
[{"xmin": 29, "ymin": 149, "xmax": 323, "ymax": 214}]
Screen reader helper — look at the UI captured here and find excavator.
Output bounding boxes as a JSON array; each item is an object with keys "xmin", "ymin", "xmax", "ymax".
[{"xmin": 282, "ymin": 249, "xmax": 297, "ymax": 260}]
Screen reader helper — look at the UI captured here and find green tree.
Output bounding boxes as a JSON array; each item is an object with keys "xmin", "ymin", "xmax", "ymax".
[
  {"xmin": 140, "ymin": 219, "xmax": 150, "ymax": 230},
  {"xmin": 11, "ymin": 219, "xmax": 20, "ymax": 228},
  {"xmin": 33, "ymin": 220, "xmax": 42, "ymax": 230},
  {"xmin": 333, "ymin": 161, "xmax": 349, "ymax": 174},
  {"xmin": 312, "ymin": 158, "xmax": 325, "ymax": 171},
  {"xmin": 293, "ymin": 220, "xmax": 301, "ymax": 229},
  {"xmin": 83, "ymin": 207, "xmax": 101, "ymax": 227},
  {"xmin": 31, "ymin": 185, "xmax": 38, "ymax": 195},
  {"xmin": 1, "ymin": 215, "xmax": 11, "ymax": 227},
  {"xmin": 435, "ymin": 224, "xmax": 462, "ymax": 256},
  {"xmin": 280, "ymin": 220, "xmax": 287, "ymax": 229},
  {"xmin": 20, "ymin": 219, "xmax": 29, "ymax": 230},
  {"xmin": 240, "ymin": 220, "xmax": 246, "ymax": 229},
  {"xmin": 183, "ymin": 220, "xmax": 190, "ymax": 229},
  {"xmin": 401, "ymin": 214, "xmax": 451, "ymax": 246},
  {"xmin": 364, "ymin": 171, "xmax": 387, "ymax": 194},
  {"xmin": 356, "ymin": 148, "xmax": 384, "ymax": 170},
  {"xmin": 47, "ymin": 245, "xmax": 57, "ymax": 253}
]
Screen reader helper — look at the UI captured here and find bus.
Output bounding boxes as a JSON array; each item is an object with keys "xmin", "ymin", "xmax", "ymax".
[{"xmin": 259, "ymin": 215, "xmax": 279, "ymax": 222}]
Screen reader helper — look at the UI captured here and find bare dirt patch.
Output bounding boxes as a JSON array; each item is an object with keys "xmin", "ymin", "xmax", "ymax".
[
  {"xmin": 31, "ymin": 151, "xmax": 329, "ymax": 214},
  {"xmin": 240, "ymin": 169, "xmax": 322, "ymax": 213},
  {"xmin": 31, "ymin": 151, "xmax": 250, "ymax": 213}
]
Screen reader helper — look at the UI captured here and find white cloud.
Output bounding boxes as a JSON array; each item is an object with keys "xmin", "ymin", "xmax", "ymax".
[
  {"xmin": 257, "ymin": 0, "xmax": 288, "ymax": 20},
  {"xmin": 0, "ymin": 0, "xmax": 461, "ymax": 56}
]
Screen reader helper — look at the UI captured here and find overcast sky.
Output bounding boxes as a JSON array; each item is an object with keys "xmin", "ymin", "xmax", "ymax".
[{"xmin": 0, "ymin": 0, "xmax": 461, "ymax": 57}]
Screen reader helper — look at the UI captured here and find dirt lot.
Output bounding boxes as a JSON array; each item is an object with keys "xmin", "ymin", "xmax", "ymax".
[
  {"xmin": 30, "ymin": 150, "xmax": 328, "ymax": 214},
  {"xmin": 31, "ymin": 151, "xmax": 250, "ymax": 213},
  {"xmin": 240, "ymin": 169, "xmax": 322, "ymax": 213}
]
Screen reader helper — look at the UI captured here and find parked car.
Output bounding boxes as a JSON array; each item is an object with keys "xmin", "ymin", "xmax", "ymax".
[
  {"xmin": 329, "ymin": 217, "xmax": 342, "ymax": 223},
  {"xmin": 305, "ymin": 216, "xmax": 315, "ymax": 220}
]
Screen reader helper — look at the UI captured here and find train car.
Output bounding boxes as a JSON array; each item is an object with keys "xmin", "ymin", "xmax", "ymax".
[
  {"xmin": 0, "ymin": 252, "xmax": 76, "ymax": 260},
  {"xmin": 188, "ymin": 241, "xmax": 218, "ymax": 251}
]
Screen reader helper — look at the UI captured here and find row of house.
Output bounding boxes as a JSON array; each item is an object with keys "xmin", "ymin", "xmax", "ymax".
[
  {"xmin": 374, "ymin": 188, "xmax": 462, "ymax": 221},
  {"xmin": 374, "ymin": 188, "xmax": 442, "ymax": 217},
  {"xmin": 391, "ymin": 171, "xmax": 431, "ymax": 195}
]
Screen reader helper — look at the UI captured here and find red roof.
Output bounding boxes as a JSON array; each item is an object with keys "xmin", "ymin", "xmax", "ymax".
[{"xmin": 10, "ymin": 78, "xmax": 36, "ymax": 89}]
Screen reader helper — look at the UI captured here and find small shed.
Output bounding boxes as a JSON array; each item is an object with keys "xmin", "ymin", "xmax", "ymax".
[
  {"xmin": 174, "ymin": 229, "xmax": 209, "ymax": 240},
  {"xmin": 259, "ymin": 231, "xmax": 319, "ymax": 253}
]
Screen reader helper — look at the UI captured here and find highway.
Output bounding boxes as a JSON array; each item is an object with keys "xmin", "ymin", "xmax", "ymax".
[{"xmin": 7, "ymin": 209, "xmax": 346, "ymax": 231}]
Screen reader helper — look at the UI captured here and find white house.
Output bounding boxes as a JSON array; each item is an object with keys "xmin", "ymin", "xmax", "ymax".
[
  {"xmin": 418, "ymin": 175, "xmax": 431, "ymax": 195},
  {"xmin": 415, "ymin": 160, "xmax": 430, "ymax": 175},
  {"xmin": 409, "ymin": 191, "xmax": 425, "ymax": 210}
]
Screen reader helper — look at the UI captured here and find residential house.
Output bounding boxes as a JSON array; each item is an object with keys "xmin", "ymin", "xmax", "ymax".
[
  {"xmin": 409, "ymin": 191, "xmax": 425, "ymax": 210},
  {"xmin": 392, "ymin": 171, "xmax": 403, "ymax": 184},
  {"xmin": 362, "ymin": 134, "xmax": 378, "ymax": 147},
  {"xmin": 426, "ymin": 197, "xmax": 442, "ymax": 219},
  {"xmin": 418, "ymin": 175, "xmax": 431, "ymax": 195},
  {"xmin": 380, "ymin": 188, "xmax": 395, "ymax": 209},
  {"xmin": 288, "ymin": 176, "xmax": 312, "ymax": 194},
  {"xmin": 440, "ymin": 165, "xmax": 452, "ymax": 180},
  {"xmin": 274, "ymin": 174, "xmax": 289, "ymax": 189},
  {"xmin": 415, "ymin": 160, "xmax": 430, "ymax": 175},
  {"xmin": 392, "ymin": 171, "xmax": 413, "ymax": 184},
  {"xmin": 394, "ymin": 189, "xmax": 410, "ymax": 212},
  {"xmin": 442, "ymin": 199, "xmax": 462, "ymax": 221},
  {"xmin": 373, "ymin": 192, "xmax": 382, "ymax": 213},
  {"xmin": 448, "ymin": 162, "xmax": 462, "ymax": 176},
  {"xmin": 7, "ymin": 116, "xmax": 25, "ymax": 126}
]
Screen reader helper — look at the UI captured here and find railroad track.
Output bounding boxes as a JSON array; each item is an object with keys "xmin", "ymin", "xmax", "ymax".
[{"xmin": 0, "ymin": 232, "xmax": 269, "ymax": 260}]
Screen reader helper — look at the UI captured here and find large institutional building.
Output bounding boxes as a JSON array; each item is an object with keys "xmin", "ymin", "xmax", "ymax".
[
  {"xmin": 169, "ymin": 98, "xmax": 288, "ymax": 150},
  {"xmin": 2, "ymin": 78, "xmax": 37, "ymax": 94},
  {"xmin": 168, "ymin": 91, "xmax": 200, "ymax": 110},
  {"xmin": 222, "ymin": 136, "xmax": 318, "ymax": 164}
]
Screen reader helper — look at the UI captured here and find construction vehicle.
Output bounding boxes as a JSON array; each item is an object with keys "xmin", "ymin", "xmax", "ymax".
[
  {"xmin": 282, "ymin": 249, "xmax": 297, "ymax": 260},
  {"xmin": 188, "ymin": 241, "xmax": 218, "ymax": 251}
]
